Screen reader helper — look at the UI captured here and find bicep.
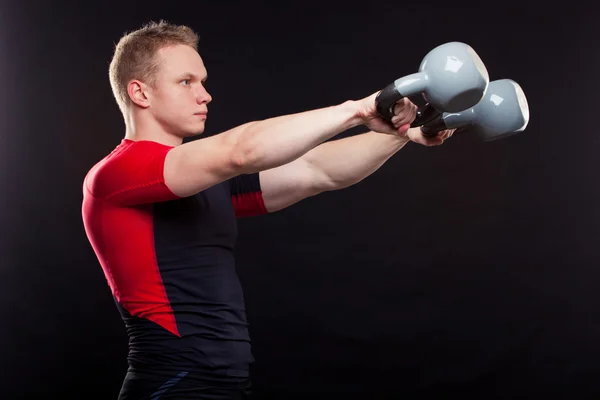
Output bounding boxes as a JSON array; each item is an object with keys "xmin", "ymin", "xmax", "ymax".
[
  {"xmin": 259, "ymin": 157, "xmax": 326, "ymax": 212},
  {"xmin": 164, "ymin": 131, "xmax": 243, "ymax": 198}
]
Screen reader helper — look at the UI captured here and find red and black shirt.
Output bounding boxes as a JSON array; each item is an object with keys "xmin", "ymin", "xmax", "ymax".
[{"xmin": 82, "ymin": 139, "xmax": 267, "ymax": 377}]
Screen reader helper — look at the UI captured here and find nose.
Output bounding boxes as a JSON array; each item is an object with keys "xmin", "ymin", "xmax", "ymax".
[{"xmin": 196, "ymin": 85, "xmax": 212, "ymax": 105}]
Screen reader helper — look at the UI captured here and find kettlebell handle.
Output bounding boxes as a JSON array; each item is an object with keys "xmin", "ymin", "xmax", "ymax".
[{"xmin": 375, "ymin": 83, "xmax": 441, "ymax": 130}]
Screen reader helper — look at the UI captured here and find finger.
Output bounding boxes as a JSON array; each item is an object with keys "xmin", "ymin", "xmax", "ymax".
[
  {"xmin": 391, "ymin": 113, "xmax": 402, "ymax": 125},
  {"xmin": 420, "ymin": 130, "xmax": 444, "ymax": 141},
  {"xmin": 392, "ymin": 109, "xmax": 416, "ymax": 127},
  {"xmin": 421, "ymin": 137, "xmax": 443, "ymax": 147},
  {"xmin": 437, "ymin": 130, "xmax": 450, "ymax": 140},
  {"xmin": 391, "ymin": 114, "xmax": 408, "ymax": 128},
  {"xmin": 393, "ymin": 97, "xmax": 412, "ymax": 114},
  {"xmin": 438, "ymin": 129, "xmax": 453, "ymax": 140},
  {"xmin": 422, "ymin": 130, "xmax": 445, "ymax": 145},
  {"xmin": 391, "ymin": 99, "xmax": 417, "ymax": 126},
  {"xmin": 396, "ymin": 123, "xmax": 411, "ymax": 136},
  {"xmin": 430, "ymin": 137, "xmax": 444, "ymax": 146}
]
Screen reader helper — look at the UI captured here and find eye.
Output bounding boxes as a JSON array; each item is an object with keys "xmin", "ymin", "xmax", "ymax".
[{"xmin": 181, "ymin": 79, "xmax": 191, "ymax": 86}]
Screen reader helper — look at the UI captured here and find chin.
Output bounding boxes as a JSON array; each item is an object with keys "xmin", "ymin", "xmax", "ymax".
[{"xmin": 182, "ymin": 125, "xmax": 205, "ymax": 138}]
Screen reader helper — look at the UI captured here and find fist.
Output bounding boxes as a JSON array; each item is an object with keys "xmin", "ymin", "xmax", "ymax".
[
  {"xmin": 389, "ymin": 97, "xmax": 418, "ymax": 135},
  {"xmin": 387, "ymin": 98, "xmax": 456, "ymax": 146},
  {"xmin": 359, "ymin": 92, "xmax": 418, "ymax": 136},
  {"xmin": 358, "ymin": 92, "xmax": 455, "ymax": 146}
]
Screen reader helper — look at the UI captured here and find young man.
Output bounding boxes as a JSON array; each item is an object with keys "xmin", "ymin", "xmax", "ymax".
[{"xmin": 82, "ymin": 20, "xmax": 454, "ymax": 399}]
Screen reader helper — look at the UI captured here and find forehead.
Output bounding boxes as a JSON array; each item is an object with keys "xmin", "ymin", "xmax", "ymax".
[{"xmin": 156, "ymin": 44, "xmax": 206, "ymax": 77}]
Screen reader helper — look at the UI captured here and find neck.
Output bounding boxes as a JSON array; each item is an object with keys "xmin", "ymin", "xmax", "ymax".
[{"xmin": 124, "ymin": 112, "xmax": 184, "ymax": 147}]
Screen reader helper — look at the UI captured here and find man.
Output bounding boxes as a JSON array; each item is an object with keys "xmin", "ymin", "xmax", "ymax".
[{"xmin": 82, "ymin": 20, "xmax": 454, "ymax": 399}]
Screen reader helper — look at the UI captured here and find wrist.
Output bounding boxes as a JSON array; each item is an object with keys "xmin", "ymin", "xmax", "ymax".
[
  {"xmin": 339, "ymin": 100, "xmax": 365, "ymax": 129},
  {"xmin": 395, "ymin": 133, "xmax": 412, "ymax": 145},
  {"xmin": 381, "ymin": 130, "xmax": 412, "ymax": 147}
]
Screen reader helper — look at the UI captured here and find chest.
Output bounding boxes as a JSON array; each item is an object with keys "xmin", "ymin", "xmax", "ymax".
[{"xmin": 152, "ymin": 182, "xmax": 237, "ymax": 246}]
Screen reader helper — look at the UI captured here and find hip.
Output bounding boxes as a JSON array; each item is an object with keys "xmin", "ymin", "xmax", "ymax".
[{"xmin": 118, "ymin": 367, "xmax": 252, "ymax": 400}]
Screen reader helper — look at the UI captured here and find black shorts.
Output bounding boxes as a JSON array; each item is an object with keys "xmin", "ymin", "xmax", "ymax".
[{"xmin": 117, "ymin": 368, "xmax": 252, "ymax": 400}]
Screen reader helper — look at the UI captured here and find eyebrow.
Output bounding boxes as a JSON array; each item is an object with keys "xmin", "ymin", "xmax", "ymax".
[{"xmin": 177, "ymin": 72, "xmax": 208, "ymax": 82}]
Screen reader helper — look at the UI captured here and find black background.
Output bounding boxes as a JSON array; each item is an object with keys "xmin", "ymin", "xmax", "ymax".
[{"xmin": 2, "ymin": 0, "xmax": 600, "ymax": 398}]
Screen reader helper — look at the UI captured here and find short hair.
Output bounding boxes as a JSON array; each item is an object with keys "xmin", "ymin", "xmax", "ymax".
[{"xmin": 108, "ymin": 20, "xmax": 199, "ymax": 115}]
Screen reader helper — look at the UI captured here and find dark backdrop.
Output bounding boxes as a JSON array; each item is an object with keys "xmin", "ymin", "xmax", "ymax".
[{"xmin": 2, "ymin": 0, "xmax": 599, "ymax": 398}]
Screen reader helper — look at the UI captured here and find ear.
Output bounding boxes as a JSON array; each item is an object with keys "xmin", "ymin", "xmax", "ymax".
[{"xmin": 127, "ymin": 79, "xmax": 150, "ymax": 109}]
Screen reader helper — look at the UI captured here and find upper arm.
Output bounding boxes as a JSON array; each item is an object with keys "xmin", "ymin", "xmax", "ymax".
[
  {"xmin": 259, "ymin": 157, "xmax": 329, "ymax": 212},
  {"xmin": 164, "ymin": 129, "xmax": 247, "ymax": 198},
  {"xmin": 87, "ymin": 141, "xmax": 183, "ymax": 206},
  {"xmin": 229, "ymin": 173, "xmax": 268, "ymax": 217}
]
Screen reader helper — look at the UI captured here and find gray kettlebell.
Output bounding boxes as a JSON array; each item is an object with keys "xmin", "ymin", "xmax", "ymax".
[
  {"xmin": 376, "ymin": 41, "xmax": 490, "ymax": 126},
  {"xmin": 420, "ymin": 79, "xmax": 530, "ymax": 141}
]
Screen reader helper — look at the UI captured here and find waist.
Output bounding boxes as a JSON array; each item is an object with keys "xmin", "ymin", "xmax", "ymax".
[
  {"xmin": 126, "ymin": 333, "xmax": 254, "ymax": 377},
  {"xmin": 124, "ymin": 365, "xmax": 253, "ymax": 387},
  {"xmin": 126, "ymin": 363, "xmax": 252, "ymax": 379}
]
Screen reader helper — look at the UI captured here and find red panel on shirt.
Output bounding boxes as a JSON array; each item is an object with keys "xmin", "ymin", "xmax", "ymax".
[{"xmin": 82, "ymin": 139, "xmax": 182, "ymax": 336}]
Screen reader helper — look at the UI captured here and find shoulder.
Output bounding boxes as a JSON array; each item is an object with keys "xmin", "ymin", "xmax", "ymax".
[{"xmin": 83, "ymin": 139, "xmax": 174, "ymax": 198}]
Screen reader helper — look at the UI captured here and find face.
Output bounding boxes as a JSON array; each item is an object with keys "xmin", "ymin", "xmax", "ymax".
[{"xmin": 146, "ymin": 44, "xmax": 212, "ymax": 138}]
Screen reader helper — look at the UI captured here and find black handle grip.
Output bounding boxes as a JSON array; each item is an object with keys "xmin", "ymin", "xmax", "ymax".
[
  {"xmin": 375, "ymin": 82, "xmax": 441, "ymax": 130},
  {"xmin": 375, "ymin": 83, "xmax": 403, "ymax": 120},
  {"xmin": 420, "ymin": 113, "xmax": 449, "ymax": 137},
  {"xmin": 412, "ymin": 104, "xmax": 440, "ymax": 128}
]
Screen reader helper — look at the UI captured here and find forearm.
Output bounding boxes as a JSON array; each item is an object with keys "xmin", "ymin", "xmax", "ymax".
[
  {"xmin": 302, "ymin": 129, "xmax": 412, "ymax": 190},
  {"xmin": 232, "ymin": 101, "xmax": 362, "ymax": 173}
]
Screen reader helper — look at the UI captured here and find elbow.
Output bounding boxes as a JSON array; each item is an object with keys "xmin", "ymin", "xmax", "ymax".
[
  {"xmin": 320, "ymin": 173, "xmax": 362, "ymax": 192},
  {"xmin": 311, "ymin": 165, "xmax": 345, "ymax": 193},
  {"xmin": 229, "ymin": 121, "xmax": 265, "ymax": 173},
  {"xmin": 325, "ymin": 178, "xmax": 352, "ymax": 192},
  {"xmin": 231, "ymin": 140, "xmax": 262, "ymax": 174}
]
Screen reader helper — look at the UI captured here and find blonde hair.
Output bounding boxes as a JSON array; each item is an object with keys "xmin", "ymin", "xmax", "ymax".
[{"xmin": 108, "ymin": 20, "xmax": 199, "ymax": 115}]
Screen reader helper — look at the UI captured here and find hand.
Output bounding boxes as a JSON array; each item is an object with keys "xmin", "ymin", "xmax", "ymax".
[
  {"xmin": 357, "ymin": 92, "xmax": 417, "ymax": 136},
  {"xmin": 356, "ymin": 91, "xmax": 455, "ymax": 146},
  {"xmin": 403, "ymin": 127, "xmax": 456, "ymax": 146}
]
